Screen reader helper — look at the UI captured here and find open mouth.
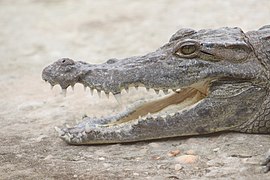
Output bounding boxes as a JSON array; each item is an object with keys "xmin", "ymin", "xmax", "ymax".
[
  {"xmin": 86, "ymin": 79, "xmax": 211, "ymax": 127},
  {"xmin": 49, "ymin": 78, "xmax": 212, "ymax": 144},
  {"xmin": 44, "ymin": 76, "xmax": 212, "ymax": 129}
]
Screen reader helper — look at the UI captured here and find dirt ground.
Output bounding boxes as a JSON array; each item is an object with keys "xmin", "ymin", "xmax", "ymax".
[{"xmin": 0, "ymin": 0, "xmax": 270, "ymax": 179}]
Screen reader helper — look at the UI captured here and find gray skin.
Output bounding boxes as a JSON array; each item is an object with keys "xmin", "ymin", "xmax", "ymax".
[{"xmin": 42, "ymin": 25, "xmax": 270, "ymax": 172}]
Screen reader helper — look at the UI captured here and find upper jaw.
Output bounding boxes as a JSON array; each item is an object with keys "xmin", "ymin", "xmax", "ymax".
[
  {"xmin": 42, "ymin": 56, "xmax": 209, "ymax": 96},
  {"xmin": 77, "ymin": 55, "xmax": 210, "ymax": 95},
  {"xmin": 42, "ymin": 46, "xmax": 256, "ymax": 95},
  {"xmin": 41, "ymin": 41, "xmax": 211, "ymax": 93}
]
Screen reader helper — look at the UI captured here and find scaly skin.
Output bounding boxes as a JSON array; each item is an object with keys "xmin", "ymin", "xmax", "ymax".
[{"xmin": 42, "ymin": 25, "xmax": 270, "ymax": 172}]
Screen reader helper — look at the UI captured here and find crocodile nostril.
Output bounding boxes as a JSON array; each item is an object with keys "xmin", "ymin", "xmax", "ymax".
[
  {"xmin": 57, "ymin": 58, "xmax": 75, "ymax": 65},
  {"xmin": 106, "ymin": 58, "xmax": 118, "ymax": 64}
]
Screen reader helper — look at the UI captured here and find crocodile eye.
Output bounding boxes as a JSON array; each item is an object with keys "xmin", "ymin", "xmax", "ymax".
[
  {"xmin": 180, "ymin": 44, "xmax": 196, "ymax": 55},
  {"xmin": 174, "ymin": 40, "xmax": 199, "ymax": 58}
]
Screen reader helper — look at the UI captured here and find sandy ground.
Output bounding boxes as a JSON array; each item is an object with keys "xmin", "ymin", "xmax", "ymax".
[{"xmin": 0, "ymin": 0, "xmax": 270, "ymax": 179}]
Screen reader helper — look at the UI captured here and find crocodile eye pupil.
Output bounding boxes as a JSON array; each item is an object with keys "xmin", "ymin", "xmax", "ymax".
[
  {"xmin": 181, "ymin": 45, "xmax": 196, "ymax": 55},
  {"xmin": 62, "ymin": 59, "xmax": 66, "ymax": 63}
]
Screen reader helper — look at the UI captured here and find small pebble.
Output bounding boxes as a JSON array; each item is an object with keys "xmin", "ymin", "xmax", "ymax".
[
  {"xmin": 98, "ymin": 157, "xmax": 105, "ymax": 161},
  {"xmin": 168, "ymin": 149, "xmax": 181, "ymax": 157},
  {"xmin": 16, "ymin": 154, "xmax": 22, "ymax": 158},
  {"xmin": 18, "ymin": 101, "xmax": 44, "ymax": 111},
  {"xmin": 44, "ymin": 155, "xmax": 53, "ymax": 160},
  {"xmin": 185, "ymin": 150, "xmax": 195, "ymax": 155},
  {"xmin": 36, "ymin": 135, "xmax": 48, "ymax": 142},
  {"xmin": 174, "ymin": 164, "xmax": 183, "ymax": 171},
  {"xmin": 103, "ymin": 163, "xmax": 111, "ymax": 168},
  {"xmin": 175, "ymin": 155, "xmax": 198, "ymax": 164},
  {"xmin": 94, "ymin": 150, "xmax": 106, "ymax": 156},
  {"xmin": 152, "ymin": 156, "xmax": 161, "ymax": 160},
  {"xmin": 140, "ymin": 148, "xmax": 148, "ymax": 154},
  {"xmin": 148, "ymin": 142, "xmax": 160, "ymax": 148}
]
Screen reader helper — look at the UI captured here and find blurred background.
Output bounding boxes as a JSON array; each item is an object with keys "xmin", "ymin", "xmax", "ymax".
[{"xmin": 0, "ymin": 0, "xmax": 269, "ymax": 179}]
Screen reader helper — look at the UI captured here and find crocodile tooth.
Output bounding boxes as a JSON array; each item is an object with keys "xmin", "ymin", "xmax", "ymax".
[
  {"xmin": 75, "ymin": 137, "xmax": 82, "ymax": 143},
  {"xmin": 65, "ymin": 123, "xmax": 71, "ymax": 128},
  {"xmin": 99, "ymin": 124, "xmax": 109, "ymax": 127},
  {"xmin": 97, "ymin": 90, "xmax": 101, "ymax": 98},
  {"xmin": 85, "ymin": 123, "xmax": 91, "ymax": 133},
  {"xmin": 61, "ymin": 134, "xmax": 70, "ymax": 142},
  {"xmin": 66, "ymin": 136, "xmax": 71, "ymax": 143},
  {"xmin": 83, "ymin": 85, "xmax": 87, "ymax": 91},
  {"xmin": 147, "ymin": 113, "xmax": 151, "ymax": 118},
  {"xmin": 125, "ymin": 87, "xmax": 129, "ymax": 93},
  {"xmin": 82, "ymin": 131, "xmax": 87, "ymax": 137},
  {"xmin": 105, "ymin": 92, "xmax": 110, "ymax": 99},
  {"xmin": 62, "ymin": 88, "xmax": 67, "ymax": 97},
  {"xmin": 77, "ymin": 132, "xmax": 82, "ymax": 138},
  {"xmin": 141, "ymin": 116, "xmax": 146, "ymax": 120},
  {"xmin": 66, "ymin": 132, "xmax": 72, "ymax": 139},
  {"xmin": 114, "ymin": 93, "xmax": 122, "ymax": 104},
  {"xmin": 90, "ymin": 88, "xmax": 94, "ymax": 96},
  {"xmin": 163, "ymin": 89, "xmax": 169, "ymax": 95},
  {"xmin": 55, "ymin": 126, "xmax": 65, "ymax": 136},
  {"xmin": 71, "ymin": 85, "xmax": 74, "ymax": 91}
]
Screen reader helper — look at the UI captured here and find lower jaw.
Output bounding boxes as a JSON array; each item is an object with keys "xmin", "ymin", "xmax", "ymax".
[{"xmin": 56, "ymin": 81, "xmax": 211, "ymax": 144}]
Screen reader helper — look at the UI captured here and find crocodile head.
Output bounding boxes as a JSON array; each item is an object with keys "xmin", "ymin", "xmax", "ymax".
[{"xmin": 42, "ymin": 26, "xmax": 270, "ymax": 144}]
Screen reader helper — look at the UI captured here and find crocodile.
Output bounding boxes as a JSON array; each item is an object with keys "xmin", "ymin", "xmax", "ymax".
[{"xmin": 42, "ymin": 25, "xmax": 270, "ymax": 172}]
